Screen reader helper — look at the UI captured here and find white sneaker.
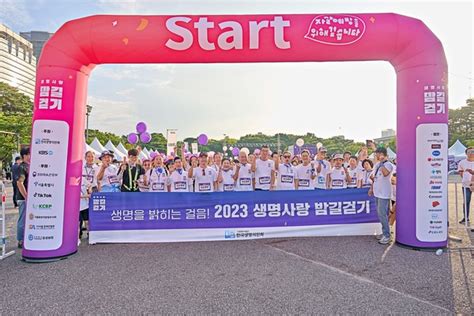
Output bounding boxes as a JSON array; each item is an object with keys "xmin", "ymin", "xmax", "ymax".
[
  {"xmin": 375, "ymin": 234, "xmax": 383, "ymax": 240},
  {"xmin": 77, "ymin": 239, "xmax": 81, "ymax": 246},
  {"xmin": 378, "ymin": 236, "xmax": 391, "ymax": 245}
]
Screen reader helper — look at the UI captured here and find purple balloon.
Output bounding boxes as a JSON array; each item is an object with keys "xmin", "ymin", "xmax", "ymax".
[
  {"xmin": 197, "ymin": 134, "xmax": 208, "ymax": 145},
  {"xmin": 150, "ymin": 152, "xmax": 158, "ymax": 159},
  {"xmin": 127, "ymin": 133, "xmax": 138, "ymax": 144},
  {"xmin": 136, "ymin": 122, "xmax": 147, "ymax": 134},
  {"xmin": 140, "ymin": 132, "xmax": 151, "ymax": 143},
  {"xmin": 232, "ymin": 147, "xmax": 240, "ymax": 156}
]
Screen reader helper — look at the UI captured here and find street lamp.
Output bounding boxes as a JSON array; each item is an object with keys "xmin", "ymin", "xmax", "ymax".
[{"xmin": 86, "ymin": 104, "xmax": 92, "ymax": 142}]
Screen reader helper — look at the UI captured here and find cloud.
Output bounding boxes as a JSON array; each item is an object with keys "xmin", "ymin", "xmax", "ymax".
[{"xmin": 0, "ymin": 0, "xmax": 33, "ymax": 29}]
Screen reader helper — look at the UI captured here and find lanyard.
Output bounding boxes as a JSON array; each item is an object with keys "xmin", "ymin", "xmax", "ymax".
[
  {"xmin": 124, "ymin": 165, "xmax": 140, "ymax": 191},
  {"xmin": 319, "ymin": 160, "xmax": 326, "ymax": 168},
  {"xmin": 84, "ymin": 165, "xmax": 94, "ymax": 178}
]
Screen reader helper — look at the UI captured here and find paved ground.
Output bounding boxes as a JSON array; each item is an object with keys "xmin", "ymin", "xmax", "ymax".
[{"xmin": 1, "ymin": 181, "xmax": 473, "ymax": 314}]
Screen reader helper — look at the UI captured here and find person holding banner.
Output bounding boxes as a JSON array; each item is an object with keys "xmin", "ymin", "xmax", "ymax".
[
  {"xmin": 252, "ymin": 145, "xmax": 275, "ymax": 191},
  {"xmin": 234, "ymin": 151, "xmax": 254, "ymax": 191},
  {"xmin": 360, "ymin": 159, "xmax": 374, "ymax": 188},
  {"xmin": 188, "ymin": 152, "xmax": 218, "ymax": 193},
  {"xmin": 138, "ymin": 159, "xmax": 152, "ymax": 192},
  {"xmin": 368, "ymin": 147, "xmax": 394, "ymax": 245},
  {"xmin": 296, "ymin": 150, "xmax": 316, "ymax": 190},
  {"xmin": 97, "ymin": 150, "xmax": 121, "ymax": 192},
  {"xmin": 118, "ymin": 149, "xmax": 145, "ymax": 192},
  {"xmin": 80, "ymin": 151, "xmax": 98, "ymax": 240},
  {"xmin": 217, "ymin": 158, "xmax": 235, "ymax": 191},
  {"xmin": 147, "ymin": 155, "xmax": 169, "ymax": 192},
  {"xmin": 275, "ymin": 151, "xmax": 297, "ymax": 190},
  {"xmin": 457, "ymin": 147, "xmax": 474, "ymax": 224},
  {"xmin": 327, "ymin": 154, "xmax": 351, "ymax": 189},
  {"xmin": 347, "ymin": 156, "xmax": 362, "ymax": 189},
  {"xmin": 314, "ymin": 147, "xmax": 329, "ymax": 190},
  {"xmin": 168, "ymin": 157, "xmax": 190, "ymax": 192}
]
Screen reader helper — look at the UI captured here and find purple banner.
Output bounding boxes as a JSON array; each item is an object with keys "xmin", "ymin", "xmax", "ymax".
[{"xmin": 89, "ymin": 189, "xmax": 378, "ymax": 231}]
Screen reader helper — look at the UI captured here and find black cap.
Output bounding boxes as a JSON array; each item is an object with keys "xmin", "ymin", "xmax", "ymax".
[{"xmin": 20, "ymin": 147, "xmax": 30, "ymax": 157}]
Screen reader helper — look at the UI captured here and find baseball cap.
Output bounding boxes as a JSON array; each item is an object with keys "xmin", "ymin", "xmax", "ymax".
[
  {"xmin": 318, "ymin": 147, "xmax": 327, "ymax": 152},
  {"xmin": 99, "ymin": 150, "xmax": 114, "ymax": 160},
  {"xmin": 333, "ymin": 153, "xmax": 343, "ymax": 160}
]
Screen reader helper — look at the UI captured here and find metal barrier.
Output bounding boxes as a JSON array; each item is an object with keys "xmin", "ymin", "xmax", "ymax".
[{"xmin": 1, "ymin": 180, "xmax": 15, "ymax": 260}]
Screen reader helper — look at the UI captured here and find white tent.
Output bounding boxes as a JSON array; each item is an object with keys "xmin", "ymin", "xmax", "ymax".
[
  {"xmin": 138, "ymin": 150, "xmax": 148, "ymax": 161},
  {"xmin": 89, "ymin": 137, "xmax": 106, "ymax": 153},
  {"xmin": 142, "ymin": 147, "xmax": 151, "ymax": 158},
  {"xmin": 448, "ymin": 139, "xmax": 467, "ymax": 158},
  {"xmin": 387, "ymin": 147, "xmax": 397, "ymax": 160},
  {"xmin": 104, "ymin": 140, "xmax": 126, "ymax": 161},
  {"xmin": 116, "ymin": 143, "xmax": 129, "ymax": 156}
]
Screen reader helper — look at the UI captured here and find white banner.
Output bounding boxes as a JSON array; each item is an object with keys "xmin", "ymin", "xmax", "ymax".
[
  {"xmin": 191, "ymin": 142, "xmax": 198, "ymax": 154},
  {"xmin": 166, "ymin": 129, "xmax": 177, "ymax": 156}
]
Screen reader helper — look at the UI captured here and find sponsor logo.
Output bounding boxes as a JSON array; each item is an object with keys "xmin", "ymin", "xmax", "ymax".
[
  {"xmin": 430, "ymin": 163, "xmax": 442, "ymax": 167},
  {"xmin": 431, "ymin": 213, "xmax": 439, "ymax": 219},
  {"xmin": 29, "ymin": 213, "xmax": 34, "ymax": 220},
  {"xmin": 32, "ymin": 204, "xmax": 53, "ymax": 209},
  {"xmin": 38, "ymin": 150, "xmax": 53, "ymax": 156},
  {"xmin": 431, "ymin": 170, "xmax": 441, "ymax": 175},
  {"xmin": 431, "ymin": 144, "xmax": 442, "ymax": 149},
  {"xmin": 28, "ymin": 234, "xmax": 34, "ymax": 241},
  {"xmin": 32, "ymin": 171, "xmax": 37, "ymax": 177},
  {"xmin": 33, "ymin": 192, "xmax": 52, "ymax": 198},
  {"xmin": 432, "ymin": 201, "xmax": 440, "ymax": 207},
  {"xmin": 430, "ymin": 220, "xmax": 442, "ymax": 224},
  {"xmin": 432, "ymin": 150, "xmax": 441, "ymax": 156},
  {"xmin": 430, "ymin": 176, "xmax": 442, "ymax": 179},
  {"xmin": 427, "ymin": 157, "xmax": 443, "ymax": 162},
  {"xmin": 224, "ymin": 231, "xmax": 235, "ymax": 239},
  {"xmin": 304, "ymin": 15, "xmax": 366, "ymax": 46},
  {"xmin": 431, "ymin": 185, "xmax": 442, "ymax": 190},
  {"xmin": 429, "ymin": 180, "xmax": 442, "ymax": 184},
  {"xmin": 35, "ymin": 138, "xmax": 41, "ymax": 144},
  {"xmin": 429, "ymin": 191, "xmax": 442, "ymax": 194},
  {"xmin": 429, "ymin": 195, "xmax": 442, "ymax": 198}
]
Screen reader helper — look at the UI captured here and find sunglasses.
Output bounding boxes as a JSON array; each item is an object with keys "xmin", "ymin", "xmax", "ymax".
[{"xmin": 283, "ymin": 155, "xmax": 291, "ymax": 158}]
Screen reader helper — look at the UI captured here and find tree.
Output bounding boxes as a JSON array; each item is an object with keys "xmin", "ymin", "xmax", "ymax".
[
  {"xmin": 448, "ymin": 98, "xmax": 474, "ymax": 146},
  {"xmin": 0, "ymin": 82, "xmax": 33, "ymax": 164}
]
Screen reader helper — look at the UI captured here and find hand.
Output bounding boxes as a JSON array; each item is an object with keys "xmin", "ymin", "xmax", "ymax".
[
  {"xmin": 368, "ymin": 188, "xmax": 373, "ymax": 196},
  {"xmin": 120, "ymin": 163, "xmax": 127, "ymax": 172},
  {"xmin": 466, "ymin": 168, "xmax": 474, "ymax": 175}
]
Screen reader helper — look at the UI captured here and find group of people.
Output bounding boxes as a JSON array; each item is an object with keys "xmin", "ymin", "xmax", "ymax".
[{"xmin": 79, "ymin": 144, "xmax": 398, "ymax": 244}]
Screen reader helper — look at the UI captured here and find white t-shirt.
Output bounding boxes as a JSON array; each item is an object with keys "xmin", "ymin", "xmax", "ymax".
[
  {"xmin": 218, "ymin": 168, "xmax": 236, "ymax": 192},
  {"xmin": 99, "ymin": 164, "xmax": 120, "ymax": 191},
  {"xmin": 328, "ymin": 167, "xmax": 347, "ymax": 189},
  {"xmin": 235, "ymin": 163, "xmax": 254, "ymax": 191},
  {"xmin": 148, "ymin": 166, "xmax": 169, "ymax": 192},
  {"xmin": 276, "ymin": 163, "xmax": 296, "ymax": 190},
  {"xmin": 314, "ymin": 159, "xmax": 330, "ymax": 189},
  {"xmin": 457, "ymin": 159, "xmax": 474, "ymax": 187},
  {"xmin": 360, "ymin": 169, "xmax": 373, "ymax": 188},
  {"xmin": 80, "ymin": 163, "xmax": 98, "ymax": 211},
  {"xmin": 391, "ymin": 184, "xmax": 397, "ymax": 201},
  {"xmin": 255, "ymin": 158, "xmax": 275, "ymax": 190},
  {"xmin": 168, "ymin": 168, "xmax": 189, "ymax": 192},
  {"xmin": 137, "ymin": 169, "xmax": 150, "ymax": 192},
  {"xmin": 296, "ymin": 163, "xmax": 315, "ymax": 190},
  {"xmin": 371, "ymin": 160, "xmax": 394, "ymax": 199},
  {"xmin": 192, "ymin": 166, "xmax": 218, "ymax": 192},
  {"xmin": 347, "ymin": 166, "xmax": 362, "ymax": 188}
]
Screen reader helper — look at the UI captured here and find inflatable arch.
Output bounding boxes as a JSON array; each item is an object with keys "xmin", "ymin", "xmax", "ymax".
[{"xmin": 24, "ymin": 13, "xmax": 448, "ymax": 261}]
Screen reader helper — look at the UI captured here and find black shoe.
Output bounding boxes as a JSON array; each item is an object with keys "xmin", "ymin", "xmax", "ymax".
[
  {"xmin": 17, "ymin": 241, "xmax": 23, "ymax": 249},
  {"xmin": 459, "ymin": 218, "xmax": 470, "ymax": 224}
]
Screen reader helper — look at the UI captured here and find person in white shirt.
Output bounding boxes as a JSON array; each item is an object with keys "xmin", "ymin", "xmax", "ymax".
[
  {"xmin": 217, "ymin": 158, "xmax": 236, "ymax": 191},
  {"xmin": 296, "ymin": 150, "xmax": 316, "ymax": 190},
  {"xmin": 137, "ymin": 159, "xmax": 151, "ymax": 192},
  {"xmin": 368, "ymin": 147, "xmax": 394, "ymax": 245},
  {"xmin": 314, "ymin": 147, "xmax": 329, "ymax": 190},
  {"xmin": 457, "ymin": 147, "xmax": 474, "ymax": 223},
  {"xmin": 327, "ymin": 154, "xmax": 351, "ymax": 189},
  {"xmin": 234, "ymin": 151, "xmax": 254, "ymax": 191},
  {"xmin": 96, "ymin": 150, "xmax": 121, "ymax": 192},
  {"xmin": 80, "ymin": 150, "xmax": 98, "ymax": 239},
  {"xmin": 188, "ymin": 155, "xmax": 198, "ymax": 192},
  {"xmin": 347, "ymin": 156, "xmax": 362, "ymax": 189},
  {"xmin": 275, "ymin": 151, "xmax": 297, "ymax": 190},
  {"xmin": 211, "ymin": 152, "xmax": 223, "ymax": 173},
  {"xmin": 360, "ymin": 159, "xmax": 374, "ymax": 189},
  {"xmin": 148, "ymin": 155, "xmax": 169, "ymax": 192},
  {"xmin": 188, "ymin": 152, "xmax": 218, "ymax": 193},
  {"xmin": 343, "ymin": 151, "xmax": 352, "ymax": 169},
  {"xmin": 251, "ymin": 145, "xmax": 276, "ymax": 191},
  {"xmin": 168, "ymin": 157, "xmax": 189, "ymax": 192}
]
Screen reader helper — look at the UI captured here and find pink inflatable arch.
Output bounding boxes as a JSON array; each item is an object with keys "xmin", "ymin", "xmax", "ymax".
[{"xmin": 24, "ymin": 13, "xmax": 448, "ymax": 261}]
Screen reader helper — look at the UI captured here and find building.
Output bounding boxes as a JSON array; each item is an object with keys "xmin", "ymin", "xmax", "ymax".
[
  {"xmin": 374, "ymin": 128, "xmax": 396, "ymax": 145},
  {"xmin": 20, "ymin": 31, "xmax": 53, "ymax": 60},
  {"xmin": 0, "ymin": 24, "xmax": 36, "ymax": 99}
]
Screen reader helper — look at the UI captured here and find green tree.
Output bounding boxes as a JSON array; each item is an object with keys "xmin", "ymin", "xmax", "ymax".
[
  {"xmin": 448, "ymin": 98, "xmax": 474, "ymax": 146},
  {"xmin": 0, "ymin": 82, "xmax": 33, "ymax": 164}
]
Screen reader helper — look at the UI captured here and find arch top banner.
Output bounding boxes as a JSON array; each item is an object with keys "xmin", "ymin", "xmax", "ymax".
[
  {"xmin": 24, "ymin": 13, "xmax": 448, "ymax": 261},
  {"xmin": 40, "ymin": 13, "xmax": 446, "ymax": 71}
]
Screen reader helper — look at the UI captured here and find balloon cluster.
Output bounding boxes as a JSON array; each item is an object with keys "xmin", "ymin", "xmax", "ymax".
[{"xmin": 127, "ymin": 122, "xmax": 152, "ymax": 144}]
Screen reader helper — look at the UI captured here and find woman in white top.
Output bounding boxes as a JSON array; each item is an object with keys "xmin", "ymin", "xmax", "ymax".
[
  {"xmin": 138, "ymin": 159, "xmax": 151, "ymax": 192},
  {"xmin": 275, "ymin": 151, "xmax": 297, "ymax": 190},
  {"xmin": 296, "ymin": 150, "xmax": 316, "ymax": 190},
  {"xmin": 217, "ymin": 158, "xmax": 236, "ymax": 191},
  {"xmin": 360, "ymin": 159, "xmax": 374, "ymax": 189},
  {"xmin": 96, "ymin": 150, "xmax": 121, "ymax": 192},
  {"xmin": 234, "ymin": 151, "xmax": 254, "ymax": 191},
  {"xmin": 148, "ymin": 155, "xmax": 169, "ymax": 192},
  {"xmin": 188, "ymin": 152, "xmax": 218, "ymax": 193},
  {"xmin": 347, "ymin": 156, "xmax": 362, "ymax": 189},
  {"xmin": 327, "ymin": 154, "xmax": 351, "ymax": 189}
]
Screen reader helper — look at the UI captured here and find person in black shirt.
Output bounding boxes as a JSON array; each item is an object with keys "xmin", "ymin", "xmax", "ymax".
[
  {"xmin": 16, "ymin": 147, "xmax": 30, "ymax": 248},
  {"xmin": 11, "ymin": 156, "xmax": 21, "ymax": 207},
  {"xmin": 118, "ymin": 149, "xmax": 145, "ymax": 192}
]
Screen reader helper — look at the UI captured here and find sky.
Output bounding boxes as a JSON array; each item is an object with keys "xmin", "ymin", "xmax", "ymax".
[{"xmin": 1, "ymin": 0, "xmax": 472, "ymax": 142}]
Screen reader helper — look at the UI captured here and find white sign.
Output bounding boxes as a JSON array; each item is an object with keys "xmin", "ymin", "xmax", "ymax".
[
  {"xmin": 191, "ymin": 142, "xmax": 198, "ymax": 154},
  {"xmin": 166, "ymin": 129, "xmax": 177, "ymax": 156},
  {"xmin": 416, "ymin": 123, "xmax": 448, "ymax": 242},
  {"xmin": 24, "ymin": 120, "xmax": 69, "ymax": 250}
]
